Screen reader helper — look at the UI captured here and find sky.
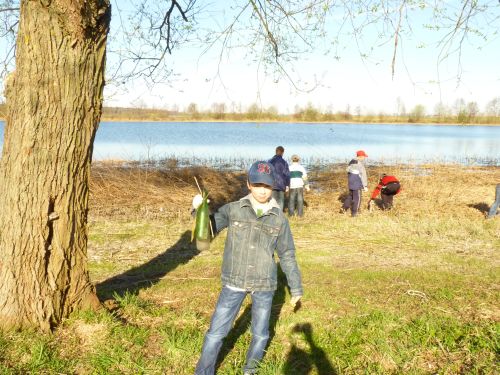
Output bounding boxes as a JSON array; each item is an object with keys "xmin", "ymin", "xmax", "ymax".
[
  {"xmin": 1, "ymin": 1, "xmax": 498, "ymax": 116},
  {"xmin": 102, "ymin": 1, "xmax": 500, "ymax": 116}
]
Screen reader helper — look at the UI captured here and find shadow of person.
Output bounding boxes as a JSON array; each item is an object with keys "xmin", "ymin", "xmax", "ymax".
[
  {"xmin": 337, "ymin": 192, "xmax": 349, "ymax": 204},
  {"xmin": 268, "ymin": 265, "xmax": 288, "ymax": 341},
  {"xmin": 283, "ymin": 323, "xmax": 337, "ymax": 375},
  {"xmin": 214, "ymin": 265, "xmax": 288, "ymax": 371},
  {"xmin": 467, "ymin": 202, "xmax": 490, "ymax": 214},
  {"xmin": 96, "ymin": 230, "xmax": 199, "ymax": 300}
]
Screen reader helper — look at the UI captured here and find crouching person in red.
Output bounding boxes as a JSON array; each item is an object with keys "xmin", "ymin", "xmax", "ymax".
[{"xmin": 368, "ymin": 174, "xmax": 401, "ymax": 210}]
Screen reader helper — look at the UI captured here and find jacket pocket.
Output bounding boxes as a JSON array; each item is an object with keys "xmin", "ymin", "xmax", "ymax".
[
  {"xmin": 260, "ymin": 224, "xmax": 280, "ymax": 245},
  {"xmin": 229, "ymin": 220, "xmax": 251, "ymax": 242}
]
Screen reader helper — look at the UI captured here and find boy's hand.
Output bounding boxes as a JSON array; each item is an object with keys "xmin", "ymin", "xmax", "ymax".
[
  {"xmin": 291, "ymin": 295, "xmax": 302, "ymax": 312},
  {"xmin": 290, "ymin": 295, "xmax": 301, "ymax": 307},
  {"xmin": 305, "ymin": 185, "xmax": 311, "ymax": 192}
]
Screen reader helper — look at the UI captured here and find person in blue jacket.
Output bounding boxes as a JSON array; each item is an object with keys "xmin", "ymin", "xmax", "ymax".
[{"xmin": 268, "ymin": 146, "xmax": 290, "ymax": 211}]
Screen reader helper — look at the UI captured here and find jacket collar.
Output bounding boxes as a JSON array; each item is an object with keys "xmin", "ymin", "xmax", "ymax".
[{"xmin": 239, "ymin": 194, "xmax": 280, "ymax": 215}]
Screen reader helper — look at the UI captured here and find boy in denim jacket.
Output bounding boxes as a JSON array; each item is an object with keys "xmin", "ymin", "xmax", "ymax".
[{"xmin": 193, "ymin": 161, "xmax": 303, "ymax": 375}]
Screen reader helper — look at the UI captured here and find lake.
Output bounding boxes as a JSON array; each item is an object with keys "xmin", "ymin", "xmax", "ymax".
[{"xmin": 0, "ymin": 121, "xmax": 499, "ymax": 166}]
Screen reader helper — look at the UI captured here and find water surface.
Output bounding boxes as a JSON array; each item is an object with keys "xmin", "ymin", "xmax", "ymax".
[{"xmin": 1, "ymin": 121, "xmax": 498, "ymax": 166}]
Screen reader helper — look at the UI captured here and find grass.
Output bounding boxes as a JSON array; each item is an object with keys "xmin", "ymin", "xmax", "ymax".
[{"xmin": 0, "ymin": 163, "xmax": 498, "ymax": 374}]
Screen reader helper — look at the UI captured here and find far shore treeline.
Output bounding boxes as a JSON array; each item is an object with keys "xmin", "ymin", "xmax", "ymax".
[{"xmin": 1, "ymin": 102, "xmax": 500, "ymax": 125}]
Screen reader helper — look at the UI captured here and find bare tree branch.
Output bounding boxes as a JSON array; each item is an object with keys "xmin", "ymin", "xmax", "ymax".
[
  {"xmin": 249, "ymin": 0, "xmax": 279, "ymax": 61},
  {"xmin": 391, "ymin": 0, "xmax": 407, "ymax": 80},
  {"xmin": 2, "ymin": 0, "xmax": 499, "ymax": 97}
]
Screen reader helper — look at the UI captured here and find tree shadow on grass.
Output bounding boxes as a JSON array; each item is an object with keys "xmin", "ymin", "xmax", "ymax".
[
  {"xmin": 467, "ymin": 202, "xmax": 490, "ymax": 215},
  {"xmin": 214, "ymin": 266, "xmax": 288, "ymax": 371},
  {"xmin": 283, "ymin": 323, "xmax": 337, "ymax": 375},
  {"xmin": 96, "ymin": 230, "xmax": 198, "ymax": 300}
]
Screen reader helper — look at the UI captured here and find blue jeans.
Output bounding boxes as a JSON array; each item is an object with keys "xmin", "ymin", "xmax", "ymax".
[
  {"xmin": 488, "ymin": 183, "xmax": 500, "ymax": 218},
  {"xmin": 195, "ymin": 286, "xmax": 275, "ymax": 374},
  {"xmin": 272, "ymin": 190, "xmax": 285, "ymax": 211},
  {"xmin": 288, "ymin": 188, "xmax": 304, "ymax": 217}
]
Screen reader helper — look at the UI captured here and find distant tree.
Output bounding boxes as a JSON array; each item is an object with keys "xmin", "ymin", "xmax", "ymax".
[
  {"xmin": 378, "ymin": 111, "xmax": 386, "ymax": 123},
  {"xmin": 265, "ymin": 105, "xmax": 279, "ymax": 119},
  {"xmin": 229, "ymin": 101, "xmax": 239, "ymax": 114},
  {"xmin": 186, "ymin": 103, "xmax": 200, "ymax": 120},
  {"xmin": 303, "ymin": 102, "xmax": 319, "ymax": 122},
  {"xmin": 170, "ymin": 103, "xmax": 180, "ymax": 113},
  {"xmin": 452, "ymin": 98, "xmax": 467, "ymax": 123},
  {"xmin": 434, "ymin": 102, "xmax": 451, "ymax": 120},
  {"xmin": 453, "ymin": 98, "xmax": 466, "ymax": 115},
  {"xmin": 247, "ymin": 103, "xmax": 261, "ymax": 120},
  {"xmin": 396, "ymin": 97, "xmax": 406, "ymax": 117},
  {"xmin": 343, "ymin": 104, "xmax": 352, "ymax": 120},
  {"xmin": 187, "ymin": 102, "xmax": 198, "ymax": 115},
  {"xmin": 466, "ymin": 101, "xmax": 479, "ymax": 122},
  {"xmin": 409, "ymin": 104, "xmax": 426, "ymax": 122},
  {"xmin": 132, "ymin": 98, "xmax": 148, "ymax": 109},
  {"xmin": 364, "ymin": 111, "xmax": 375, "ymax": 123},
  {"xmin": 485, "ymin": 97, "xmax": 500, "ymax": 117},
  {"xmin": 211, "ymin": 102, "xmax": 226, "ymax": 119}
]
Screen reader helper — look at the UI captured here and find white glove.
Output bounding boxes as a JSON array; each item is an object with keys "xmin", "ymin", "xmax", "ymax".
[
  {"xmin": 305, "ymin": 185, "xmax": 311, "ymax": 192},
  {"xmin": 192, "ymin": 194, "xmax": 210, "ymax": 209},
  {"xmin": 290, "ymin": 295, "xmax": 302, "ymax": 307},
  {"xmin": 192, "ymin": 194, "xmax": 203, "ymax": 209},
  {"xmin": 363, "ymin": 187, "xmax": 368, "ymax": 192}
]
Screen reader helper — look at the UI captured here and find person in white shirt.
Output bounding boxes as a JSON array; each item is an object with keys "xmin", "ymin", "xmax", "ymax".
[{"xmin": 288, "ymin": 154, "xmax": 310, "ymax": 217}]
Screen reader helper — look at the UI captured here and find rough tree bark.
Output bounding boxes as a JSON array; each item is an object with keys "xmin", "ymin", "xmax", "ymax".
[{"xmin": 0, "ymin": 0, "xmax": 110, "ymax": 331}]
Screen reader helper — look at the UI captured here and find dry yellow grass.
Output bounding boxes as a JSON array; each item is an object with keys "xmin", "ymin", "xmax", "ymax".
[{"xmin": 89, "ymin": 161, "xmax": 500, "ymax": 223}]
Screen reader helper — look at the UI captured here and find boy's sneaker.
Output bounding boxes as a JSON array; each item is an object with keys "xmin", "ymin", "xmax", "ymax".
[{"xmin": 339, "ymin": 207, "xmax": 347, "ymax": 214}]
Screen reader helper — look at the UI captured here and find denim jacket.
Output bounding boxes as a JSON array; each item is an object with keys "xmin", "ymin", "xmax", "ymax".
[{"xmin": 212, "ymin": 196, "xmax": 303, "ymax": 296}]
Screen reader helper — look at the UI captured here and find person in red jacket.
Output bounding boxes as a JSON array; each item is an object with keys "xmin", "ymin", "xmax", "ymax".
[{"xmin": 368, "ymin": 174, "xmax": 401, "ymax": 210}]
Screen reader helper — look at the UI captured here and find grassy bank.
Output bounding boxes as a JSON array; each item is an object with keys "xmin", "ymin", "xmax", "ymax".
[
  {"xmin": 99, "ymin": 106, "xmax": 500, "ymax": 125},
  {"xmin": 0, "ymin": 163, "xmax": 498, "ymax": 374},
  {"xmin": 2, "ymin": 104, "xmax": 499, "ymax": 124}
]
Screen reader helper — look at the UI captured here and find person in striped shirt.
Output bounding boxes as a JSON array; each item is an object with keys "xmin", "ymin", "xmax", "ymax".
[{"xmin": 288, "ymin": 154, "xmax": 310, "ymax": 217}]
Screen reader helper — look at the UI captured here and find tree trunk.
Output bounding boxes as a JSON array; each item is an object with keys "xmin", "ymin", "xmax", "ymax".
[{"xmin": 0, "ymin": 0, "xmax": 110, "ymax": 331}]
